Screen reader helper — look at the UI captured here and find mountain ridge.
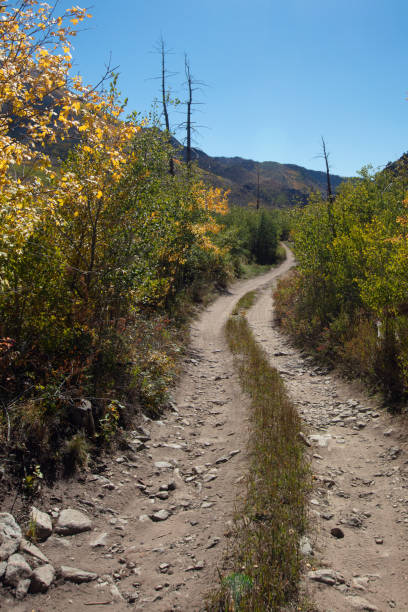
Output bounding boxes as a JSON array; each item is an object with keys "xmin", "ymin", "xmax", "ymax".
[{"xmin": 186, "ymin": 145, "xmax": 347, "ymax": 208}]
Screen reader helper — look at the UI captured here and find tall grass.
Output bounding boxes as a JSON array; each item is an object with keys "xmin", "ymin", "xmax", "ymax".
[{"xmin": 209, "ymin": 292, "xmax": 310, "ymax": 611}]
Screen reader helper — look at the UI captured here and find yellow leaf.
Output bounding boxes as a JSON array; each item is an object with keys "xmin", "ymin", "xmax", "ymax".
[{"xmin": 96, "ymin": 190, "xmax": 103, "ymax": 199}]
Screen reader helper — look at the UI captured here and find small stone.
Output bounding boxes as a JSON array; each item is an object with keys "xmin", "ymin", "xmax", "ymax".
[
  {"xmin": 90, "ymin": 533, "xmax": 108, "ymax": 548},
  {"xmin": 150, "ymin": 510, "xmax": 170, "ymax": 522},
  {"xmin": 19, "ymin": 538, "xmax": 49, "ymax": 564},
  {"xmin": 384, "ymin": 429, "xmax": 394, "ymax": 437},
  {"xmin": 30, "ymin": 507, "xmax": 53, "ymax": 542},
  {"xmin": 347, "ymin": 595, "xmax": 378, "ymax": 610},
  {"xmin": 347, "ymin": 516, "xmax": 363, "ymax": 528},
  {"xmin": 308, "ymin": 568, "xmax": 337, "ymax": 586},
  {"xmin": 201, "ymin": 502, "xmax": 214, "ymax": 509},
  {"xmin": 155, "ymin": 491, "xmax": 169, "ymax": 500},
  {"xmin": 322, "ymin": 513, "xmax": 334, "ymax": 520},
  {"xmin": 300, "ymin": 536, "xmax": 313, "ymax": 555},
  {"xmin": 154, "ymin": 461, "xmax": 173, "ymax": 469},
  {"xmin": 4, "ymin": 553, "xmax": 32, "ymax": 587},
  {"xmin": 352, "ymin": 576, "xmax": 369, "ymax": 591},
  {"xmin": 215, "ymin": 456, "xmax": 229, "ymax": 464},
  {"xmin": 139, "ymin": 514, "xmax": 150, "ymax": 522},
  {"xmin": 331, "ymin": 527, "xmax": 344, "ymax": 539},
  {"xmin": 229, "ymin": 449, "xmax": 241, "ymax": 457},
  {"xmin": 30, "ymin": 564, "xmax": 55, "ymax": 593},
  {"xmin": 15, "ymin": 578, "xmax": 31, "ymax": 600},
  {"xmin": 60, "ymin": 565, "xmax": 98, "ymax": 583},
  {"xmin": 56, "ymin": 508, "xmax": 92, "ymax": 535},
  {"xmin": 375, "ymin": 537, "xmax": 383, "ymax": 545}
]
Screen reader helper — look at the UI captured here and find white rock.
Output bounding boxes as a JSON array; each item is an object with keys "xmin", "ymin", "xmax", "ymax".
[
  {"xmin": 60, "ymin": 565, "xmax": 97, "ymax": 583},
  {"xmin": 150, "ymin": 509, "xmax": 170, "ymax": 522},
  {"xmin": 56, "ymin": 508, "xmax": 92, "ymax": 536},
  {"xmin": 19, "ymin": 538, "xmax": 50, "ymax": 564},
  {"xmin": 30, "ymin": 507, "xmax": 52, "ymax": 542},
  {"xmin": 0, "ymin": 513, "xmax": 22, "ymax": 560},
  {"xmin": 154, "ymin": 461, "xmax": 173, "ymax": 469},
  {"xmin": 347, "ymin": 596, "xmax": 378, "ymax": 611},
  {"xmin": 15, "ymin": 578, "xmax": 31, "ymax": 600},
  {"xmin": 4, "ymin": 553, "xmax": 31, "ymax": 587},
  {"xmin": 90, "ymin": 533, "xmax": 108, "ymax": 548},
  {"xmin": 308, "ymin": 568, "xmax": 337, "ymax": 585},
  {"xmin": 30, "ymin": 564, "xmax": 55, "ymax": 593}
]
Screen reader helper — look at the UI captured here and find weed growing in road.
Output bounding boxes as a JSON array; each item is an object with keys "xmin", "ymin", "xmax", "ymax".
[{"xmin": 209, "ymin": 291, "xmax": 310, "ymax": 611}]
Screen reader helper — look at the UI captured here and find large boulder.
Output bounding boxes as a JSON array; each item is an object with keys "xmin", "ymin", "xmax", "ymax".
[
  {"xmin": 19, "ymin": 538, "xmax": 50, "ymax": 565},
  {"xmin": 0, "ymin": 513, "xmax": 22, "ymax": 561},
  {"xmin": 30, "ymin": 564, "xmax": 55, "ymax": 593},
  {"xmin": 55, "ymin": 509, "xmax": 92, "ymax": 536},
  {"xmin": 4, "ymin": 553, "xmax": 32, "ymax": 587},
  {"xmin": 30, "ymin": 507, "xmax": 52, "ymax": 542},
  {"xmin": 59, "ymin": 565, "xmax": 97, "ymax": 583}
]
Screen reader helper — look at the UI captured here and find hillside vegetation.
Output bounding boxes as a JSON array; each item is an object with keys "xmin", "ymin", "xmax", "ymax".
[
  {"xmin": 275, "ymin": 159, "xmax": 408, "ymax": 402},
  {"xmin": 0, "ymin": 2, "xmax": 284, "ymax": 489}
]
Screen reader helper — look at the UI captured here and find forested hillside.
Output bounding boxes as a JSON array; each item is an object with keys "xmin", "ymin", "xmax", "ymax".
[{"xmin": 186, "ymin": 146, "xmax": 346, "ymax": 208}]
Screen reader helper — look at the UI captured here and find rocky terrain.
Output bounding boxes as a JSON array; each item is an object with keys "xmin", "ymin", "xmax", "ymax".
[{"xmin": 1, "ymin": 248, "xmax": 407, "ymax": 611}]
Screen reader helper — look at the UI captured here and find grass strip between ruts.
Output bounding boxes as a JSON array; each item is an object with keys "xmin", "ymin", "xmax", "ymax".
[{"xmin": 209, "ymin": 290, "xmax": 311, "ymax": 611}]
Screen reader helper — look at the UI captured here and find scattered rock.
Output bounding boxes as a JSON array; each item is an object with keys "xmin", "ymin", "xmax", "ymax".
[
  {"xmin": 59, "ymin": 565, "xmax": 98, "ymax": 583},
  {"xmin": 19, "ymin": 539, "xmax": 50, "ymax": 564},
  {"xmin": 150, "ymin": 510, "xmax": 170, "ymax": 522},
  {"xmin": 15, "ymin": 578, "xmax": 31, "ymax": 600},
  {"xmin": 330, "ymin": 527, "xmax": 344, "ymax": 539},
  {"xmin": 308, "ymin": 568, "xmax": 338, "ymax": 586},
  {"xmin": 215, "ymin": 455, "xmax": 229, "ymax": 464},
  {"xmin": 346, "ymin": 595, "xmax": 378, "ymax": 610},
  {"xmin": 389, "ymin": 447, "xmax": 401, "ymax": 460},
  {"xmin": 0, "ymin": 513, "xmax": 22, "ymax": 560},
  {"xmin": 186, "ymin": 560, "xmax": 205, "ymax": 571},
  {"xmin": 55, "ymin": 508, "xmax": 92, "ymax": 535},
  {"xmin": 352, "ymin": 576, "xmax": 369, "ymax": 591},
  {"xmin": 89, "ymin": 532, "xmax": 108, "ymax": 548},
  {"xmin": 30, "ymin": 507, "xmax": 52, "ymax": 542},
  {"xmin": 4, "ymin": 553, "xmax": 32, "ymax": 587},
  {"xmin": 154, "ymin": 461, "xmax": 173, "ymax": 469},
  {"xmin": 30, "ymin": 564, "xmax": 55, "ymax": 593},
  {"xmin": 346, "ymin": 516, "xmax": 363, "ymax": 528},
  {"xmin": 300, "ymin": 535, "xmax": 313, "ymax": 555}
]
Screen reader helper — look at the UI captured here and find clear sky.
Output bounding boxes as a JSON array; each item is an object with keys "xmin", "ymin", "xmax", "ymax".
[{"xmin": 55, "ymin": 0, "xmax": 408, "ymax": 177}]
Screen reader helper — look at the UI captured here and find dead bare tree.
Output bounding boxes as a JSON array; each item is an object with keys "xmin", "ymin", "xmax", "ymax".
[
  {"xmin": 179, "ymin": 54, "xmax": 206, "ymax": 171},
  {"xmin": 256, "ymin": 164, "xmax": 261, "ymax": 210},
  {"xmin": 320, "ymin": 137, "xmax": 336, "ymax": 236},
  {"xmin": 158, "ymin": 36, "xmax": 174, "ymax": 175}
]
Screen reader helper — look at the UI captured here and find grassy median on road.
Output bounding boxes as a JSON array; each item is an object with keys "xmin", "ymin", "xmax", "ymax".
[{"xmin": 209, "ymin": 291, "xmax": 310, "ymax": 611}]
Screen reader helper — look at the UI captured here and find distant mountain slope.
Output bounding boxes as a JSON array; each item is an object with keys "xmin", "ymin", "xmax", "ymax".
[{"xmin": 187, "ymin": 147, "xmax": 346, "ymax": 208}]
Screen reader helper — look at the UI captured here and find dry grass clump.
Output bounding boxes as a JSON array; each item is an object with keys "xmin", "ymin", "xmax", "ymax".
[{"xmin": 209, "ymin": 291, "xmax": 310, "ymax": 611}]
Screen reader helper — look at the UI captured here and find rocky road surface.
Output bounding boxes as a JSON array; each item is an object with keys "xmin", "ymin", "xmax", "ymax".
[
  {"xmin": 248, "ymin": 279, "xmax": 408, "ymax": 612},
  {"xmin": 3, "ymin": 246, "xmax": 408, "ymax": 612}
]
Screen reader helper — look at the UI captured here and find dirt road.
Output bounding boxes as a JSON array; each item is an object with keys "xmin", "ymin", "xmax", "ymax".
[
  {"xmin": 7, "ymin": 245, "xmax": 408, "ymax": 611},
  {"xmin": 7, "ymin": 250, "xmax": 294, "ymax": 612}
]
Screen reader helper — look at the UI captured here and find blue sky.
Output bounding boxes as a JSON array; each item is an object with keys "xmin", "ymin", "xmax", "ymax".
[{"xmin": 57, "ymin": 0, "xmax": 408, "ymax": 176}]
